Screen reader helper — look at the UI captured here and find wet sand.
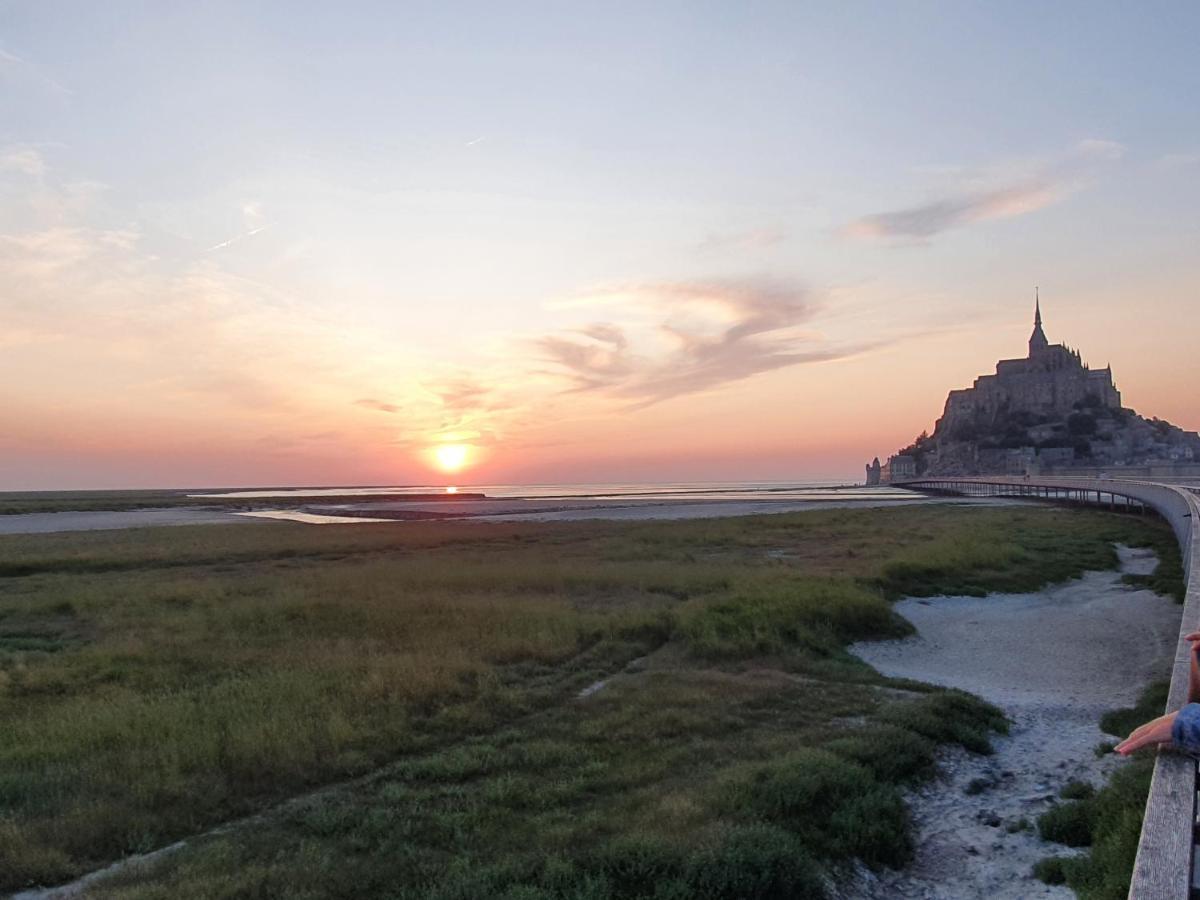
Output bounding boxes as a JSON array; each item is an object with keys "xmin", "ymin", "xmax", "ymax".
[
  {"xmin": 326, "ymin": 496, "xmax": 926, "ymax": 522},
  {"xmin": 846, "ymin": 545, "xmax": 1179, "ymax": 899},
  {"xmin": 0, "ymin": 508, "xmax": 250, "ymax": 535},
  {"xmin": 0, "ymin": 494, "xmax": 1013, "ymax": 535},
  {"xmin": 310, "ymin": 494, "xmax": 1014, "ymax": 524}
]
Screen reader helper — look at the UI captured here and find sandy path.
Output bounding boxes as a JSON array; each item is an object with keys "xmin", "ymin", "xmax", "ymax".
[{"xmin": 845, "ymin": 545, "xmax": 1179, "ymax": 899}]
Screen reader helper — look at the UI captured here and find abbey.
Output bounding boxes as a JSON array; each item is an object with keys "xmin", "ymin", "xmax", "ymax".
[
  {"xmin": 867, "ymin": 299, "xmax": 1200, "ymax": 481},
  {"xmin": 935, "ymin": 298, "xmax": 1121, "ymax": 440}
]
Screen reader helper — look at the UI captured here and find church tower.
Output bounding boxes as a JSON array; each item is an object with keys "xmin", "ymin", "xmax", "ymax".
[{"xmin": 1028, "ymin": 290, "xmax": 1049, "ymax": 357}]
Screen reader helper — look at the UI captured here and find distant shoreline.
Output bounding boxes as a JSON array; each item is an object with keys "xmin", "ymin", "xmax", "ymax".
[{"xmin": 0, "ymin": 490, "xmax": 1026, "ymax": 535}]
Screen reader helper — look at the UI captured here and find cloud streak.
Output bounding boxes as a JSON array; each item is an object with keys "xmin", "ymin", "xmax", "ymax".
[
  {"xmin": 356, "ymin": 398, "xmax": 401, "ymax": 414},
  {"xmin": 0, "ymin": 145, "xmax": 47, "ymax": 178},
  {"xmin": 845, "ymin": 182, "xmax": 1059, "ymax": 239},
  {"xmin": 845, "ymin": 140, "xmax": 1124, "ymax": 241},
  {"xmin": 0, "ymin": 48, "xmax": 72, "ymax": 97},
  {"xmin": 697, "ymin": 227, "xmax": 785, "ymax": 253},
  {"xmin": 533, "ymin": 280, "xmax": 873, "ymax": 407}
]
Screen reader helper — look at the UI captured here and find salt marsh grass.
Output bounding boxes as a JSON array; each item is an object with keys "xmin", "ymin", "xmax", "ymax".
[{"xmin": 0, "ymin": 505, "xmax": 1180, "ymax": 896}]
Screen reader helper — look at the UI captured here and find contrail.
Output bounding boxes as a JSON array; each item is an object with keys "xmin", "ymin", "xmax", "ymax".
[
  {"xmin": 464, "ymin": 136, "xmax": 485, "ymax": 147},
  {"xmin": 204, "ymin": 225, "xmax": 270, "ymax": 253}
]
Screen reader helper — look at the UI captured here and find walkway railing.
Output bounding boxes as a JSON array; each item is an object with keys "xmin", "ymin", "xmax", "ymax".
[{"xmin": 898, "ymin": 476, "xmax": 1200, "ymax": 899}]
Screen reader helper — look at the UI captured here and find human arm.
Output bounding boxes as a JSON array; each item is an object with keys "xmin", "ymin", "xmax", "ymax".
[
  {"xmin": 1186, "ymin": 631, "xmax": 1200, "ymax": 703},
  {"xmin": 1115, "ymin": 711, "xmax": 1178, "ymax": 756},
  {"xmin": 1115, "ymin": 634, "xmax": 1200, "ymax": 757},
  {"xmin": 1116, "ymin": 704, "xmax": 1200, "ymax": 757}
]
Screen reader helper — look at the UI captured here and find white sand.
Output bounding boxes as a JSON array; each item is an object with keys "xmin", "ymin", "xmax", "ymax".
[{"xmin": 845, "ymin": 545, "xmax": 1180, "ymax": 899}]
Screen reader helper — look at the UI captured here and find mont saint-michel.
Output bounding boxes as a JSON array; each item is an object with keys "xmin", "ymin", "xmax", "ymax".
[{"xmin": 868, "ymin": 300, "xmax": 1200, "ymax": 482}]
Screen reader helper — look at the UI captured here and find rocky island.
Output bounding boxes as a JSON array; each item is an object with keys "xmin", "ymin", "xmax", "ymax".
[{"xmin": 867, "ymin": 299, "xmax": 1200, "ymax": 482}]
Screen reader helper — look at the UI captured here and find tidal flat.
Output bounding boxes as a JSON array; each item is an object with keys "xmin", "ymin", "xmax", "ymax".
[{"xmin": 0, "ymin": 505, "xmax": 1182, "ymax": 898}]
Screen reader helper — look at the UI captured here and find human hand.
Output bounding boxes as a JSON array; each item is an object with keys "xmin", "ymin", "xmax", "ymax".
[{"xmin": 1116, "ymin": 712, "xmax": 1178, "ymax": 756}]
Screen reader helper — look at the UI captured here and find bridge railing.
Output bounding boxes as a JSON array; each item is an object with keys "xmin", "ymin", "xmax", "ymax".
[{"xmin": 898, "ymin": 476, "xmax": 1200, "ymax": 899}]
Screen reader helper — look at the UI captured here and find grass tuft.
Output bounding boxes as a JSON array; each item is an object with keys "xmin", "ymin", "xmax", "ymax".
[
  {"xmin": 1099, "ymin": 681, "xmax": 1170, "ymax": 738},
  {"xmin": 1039, "ymin": 800, "xmax": 1096, "ymax": 847}
]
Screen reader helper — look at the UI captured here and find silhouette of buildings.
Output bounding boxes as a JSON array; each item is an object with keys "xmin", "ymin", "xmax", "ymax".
[{"xmin": 869, "ymin": 298, "xmax": 1200, "ymax": 481}]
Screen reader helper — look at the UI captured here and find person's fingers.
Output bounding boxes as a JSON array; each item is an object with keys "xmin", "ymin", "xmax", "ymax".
[
  {"xmin": 1116, "ymin": 729, "xmax": 1153, "ymax": 753},
  {"xmin": 1116, "ymin": 714, "xmax": 1177, "ymax": 755},
  {"xmin": 1117, "ymin": 733, "xmax": 1157, "ymax": 755},
  {"xmin": 1186, "ymin": 631, "xmax": 1200, "ymax": 642},
  {"xmin": 1116, "ymin": 727, "xmax": 1156, "ymax": 754}
]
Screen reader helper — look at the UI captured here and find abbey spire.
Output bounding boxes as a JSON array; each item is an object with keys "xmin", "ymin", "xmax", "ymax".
[{"xmin": 1029, "ymin": 288, "xmax": 1049, "ymax": 356}]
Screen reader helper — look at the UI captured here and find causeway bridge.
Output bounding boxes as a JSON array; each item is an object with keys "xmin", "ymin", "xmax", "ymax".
[{"xmin": 898, "ymin": 476, "xmax": 1200, "ymax": 899}]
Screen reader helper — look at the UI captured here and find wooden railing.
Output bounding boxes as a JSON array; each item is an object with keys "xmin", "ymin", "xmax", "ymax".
[{"xmin": 898, "ymin": 476, "xmax": 1200, "ymax": 899}]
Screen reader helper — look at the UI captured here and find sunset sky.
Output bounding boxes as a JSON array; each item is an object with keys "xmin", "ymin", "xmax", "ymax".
[{"xmin": 3, "ymin": 2, "xmax": 1198, "ymax": 489}]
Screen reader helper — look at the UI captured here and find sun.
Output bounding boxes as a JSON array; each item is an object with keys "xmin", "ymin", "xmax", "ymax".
[{"xmin": 432, "ymin": 443, "xmax": 471, "ymax": 473}]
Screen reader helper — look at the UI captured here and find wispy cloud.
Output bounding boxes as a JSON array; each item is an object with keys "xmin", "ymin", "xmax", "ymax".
[
  {"xmin": 429, "ymin": 375, "xmax": 492, "ymax": 414},
  {"xmin": 1155, "ymin": 152, "xmax": 1200, "ymax": 170},
  {"xmin": 356, "ymin": 398, "xmax": 401, "ymax": 414},
  {"xmin": 697, "ymin": 227, "xmax": 785, "ymax": 253},
  {"xmin": 533, "ymin": 280, "xmax": 875, "ymax": 407},
  {"xmin": 0, "ymin": 145, "xmax": 47, "ymax": 178},
  {"xmin": 845, "ymin": 183, "xmax": 1058, "ymax": 239},
  {"xmin": 0, "ymin": 47, "xmax": 72, "ymax": 97},
  {"xmin": 0, "ymin": 224, "xmax": 309, "ymax": 415},
  {"xmin": 845, "ymin": 140, "xmax": 1124, "ymax": 242}
]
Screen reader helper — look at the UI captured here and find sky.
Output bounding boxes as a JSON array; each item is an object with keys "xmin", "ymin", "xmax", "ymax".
[{"xmin": 2, "ymin": 1, "xmax": 1198, "ymax": 489}]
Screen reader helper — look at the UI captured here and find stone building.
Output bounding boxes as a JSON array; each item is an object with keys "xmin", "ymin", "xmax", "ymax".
[
  {"xmin": 880, "ymin": 454, "xmax": 916, "ymax": 483},
  {"xmin": 865, "ymin": 457, "xmax": 881, "ymax": 485}
]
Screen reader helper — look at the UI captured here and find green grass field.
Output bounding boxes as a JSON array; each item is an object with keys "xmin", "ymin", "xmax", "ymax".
[{"xmin": 0, "ymin": 504, "xmax": 1181, "ymax": 898}]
